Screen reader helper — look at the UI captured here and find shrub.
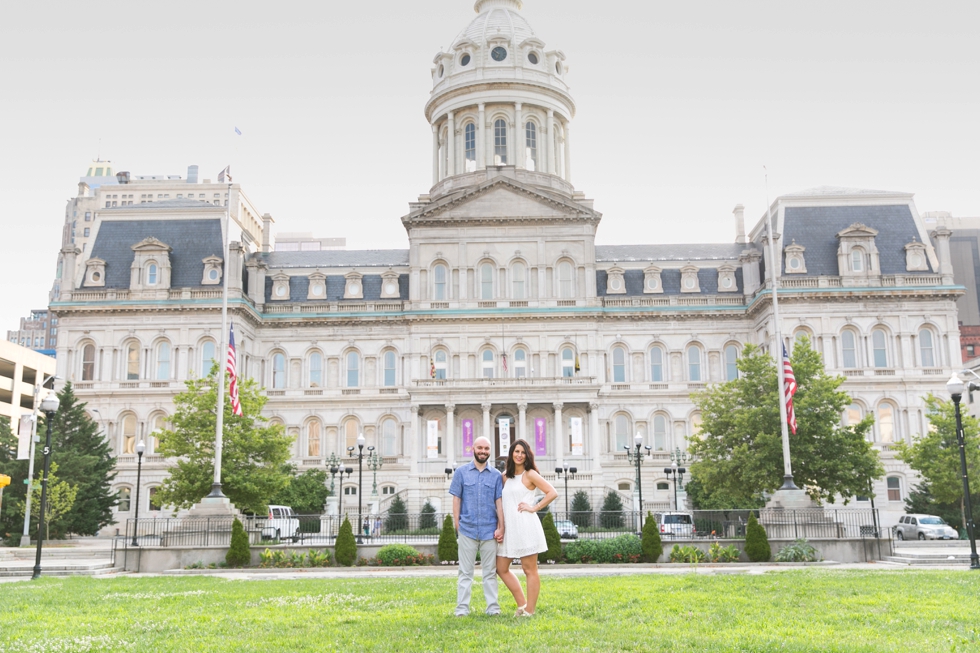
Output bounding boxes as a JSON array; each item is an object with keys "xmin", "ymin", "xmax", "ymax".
[
  {"xmin": 599, "ymin": 492, "xmax": 625, "ymax": 528},
  {"xmin": 774, "ymin": 539, "xmax": 820, "ymax": 562},
  {"xmin": 225, "ymin": 518, "xmax": 251, "ymax": 568},
  {"xmin": 376, "ymin": 544, "xmax": 424, "ymax": 566},
  {"xmin": 335, "ymin": 516, "xmax": 357, "ymax": 567},
  {"xmin": 438, "ymin": 514, "xmax": 458, "ymax": 563},
  {"xmin": 419, "ymin": 501, "xmax": 437, "ymax": 530},
  {"xmin": 744, "ymin": 513, "xmax": 771, "ymax": 562},
  {"xmin": 539, "ymin": 513, "xmax": 563, "ymax": 564},
  {"xmin": 306, "ymin": 549, "xmax": 331, "ymax": 567},
  {"xmin": 570, "ymin": 490, "xmax": 593, "ymax": 528},
  {"xmin": 385, "ymin": 495, "xmax": 408, "ymax": 532},
  {"xmin": 708, "ymin": 542, "xmax": 741, "ymax": 563},
  {"xmin": 564, "ymin": 534, "xmax": 641, "ymax": 564},
  {"xmin": 669, "ymin": 544, "xmax": 706, "ymax": 563},
  {"xmin": 641, "ymin": 511, "xmax": 663, "ymax": 562}
]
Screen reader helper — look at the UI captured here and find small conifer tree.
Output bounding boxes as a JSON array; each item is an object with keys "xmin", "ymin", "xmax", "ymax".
[
  {"xmin": 539, "ymin": 512, "xmax": 563, "ymax": 563},
  {"xmin": 570, "ymin": 490, "xmax": 593, "ymax": 528},
  {"xmin": 599, "ymin": 491, "xmax": 625, "ymax": 528},
  {"xmin": 385, "ymin": 495, "xmax": 409, "ymax": 532},
  {"xmin": 438, "ymin": 514, "xmax": 458, "ymax": 563},
  {"xmin": 641, "ymin": 511, "xmax": 663, "ymax": 563},
  {"xmin": 744, "ymin": 513, "xmax": 771, "ymax": 562},
  {"xmin": 225, "ymin": 517, "xmax": 251, "ymax": 568},
  {"xmin": 335, "ymin": 516, "xmax": 357, "ymax": 566},
  {"xmin": 419, "ymin": 500, "xmax": 437, "ymax": 530}
]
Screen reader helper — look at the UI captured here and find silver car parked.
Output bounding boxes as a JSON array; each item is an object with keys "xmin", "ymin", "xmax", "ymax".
[{"xmin": 895, "ymin": 514, "xmax": 958, "ymax": 540}]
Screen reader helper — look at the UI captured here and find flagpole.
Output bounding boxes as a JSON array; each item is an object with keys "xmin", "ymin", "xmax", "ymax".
[
  {"xmin": 209, "ymin": 179, "xmax": 233, "ymax": 498},
  {"xmin": 765, "ymin": 167, "xmax": 798, "ymax": 491}
]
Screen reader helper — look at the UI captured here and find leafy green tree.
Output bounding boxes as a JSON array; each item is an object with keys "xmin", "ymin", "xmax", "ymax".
[
  {"xmin": 599, "ymin": 491, "xmax": 625, "ymax": 528},
  {"xmin": 539, "ymin": 512, "xmax": 563, "ymax": 563},
  {"xmin": 335, "ymin": 516, "xmax": 357, "ymax": 566},
  {"xmin": 641, "ymin": 511, "xmax": 663, "ymax": 563},
  {"xmin": 895, "ymin": 395, "xmax": 980, "ymax": 532},
  {"xmin": 904, "ymin": 482, "xmax": 978, "ymax": 535},
  {"xmin": 154, "ymin": 372, "xmax": 293, "ymax": 515},
  {"xmin": 269, "ymin": 468, "xmax": 329, "ymax": 514},
  {"xmin": 385, "ymin": 495, "xmax": 408, "ymax": 532},
  {"xmin": 226, "ymin": 517, "xmax": 251, "ymax": 567},
  {"xmin": 744, "ymin": 513, "xmax": 771, "ymax": 562},
  {"xmin": 438, "ymin": 514, "xmax": 458, "ymax": 563},
  {"xmin": 30, "ymin": 462, "xmax": 78, "ymax": 541},
  {"xmin": 690, "ymin": 340, "xmax": 883, "ymax": 506},
  {"xmin": 685, "ymin": 476, "xmax": 766, "ymax": 511},
  {"xmin": 570, "ymin": 490, "xmax": 592, "ymax": 528},
  {"xmin": 419, "ymin": 500, "xmax": 437, "ymax": 530},
  {"xmin": 0, "ymin": 417, "xmax": 28, "ymax": 544}
]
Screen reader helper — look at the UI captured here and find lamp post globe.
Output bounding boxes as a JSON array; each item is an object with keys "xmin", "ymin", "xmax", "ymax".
[
  {"xmin": 32, "ymin": 391, "xmax": 60, "ymax": 580},
  {"xmin": 946, "ymin": 373, "xmax": 980, "ymax": 570},
  {"xmin": 132, "ymin": 441, "xmax": 146, "ymax": 546}
]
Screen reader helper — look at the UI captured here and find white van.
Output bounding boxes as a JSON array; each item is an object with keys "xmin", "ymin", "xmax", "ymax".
[
  {"xmin": 659, "ymin": 512, "xmax": 696, "ymax": 538},
  {"xmin": 262, "ymin": 505, "xmax": 300, "ymax": 541}
]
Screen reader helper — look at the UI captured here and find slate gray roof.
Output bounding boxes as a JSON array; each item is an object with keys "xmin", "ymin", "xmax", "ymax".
[
  {"xmin": 596, "ymin": 268, "xmax": 742, "ymax": 296},
  {"xmin": 86, "ymin": 219, "xmax": 223, "ymax": 289},
  {"xmin": 264, "ymin": 274, "xmax": 409, "ymax": 303},
  {"xmin": 261, "ymin": 250, "xmax": 410, "ymax": 269},
  {"xmin": 102, "ymin": 199, "xmax": 224, "ymax": 210},
  {"xmin": 596, "ymin": 244, "xmax": 745, "ymax": 263},
  {"xmin": 781, "ymin": 204, "xmax": 927, "ymax": 276}
]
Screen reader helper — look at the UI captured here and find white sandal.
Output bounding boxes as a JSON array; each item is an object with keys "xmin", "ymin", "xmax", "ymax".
[{"xmin": 515, "ymin": 605, "xmax": 527, "ymax": 617}]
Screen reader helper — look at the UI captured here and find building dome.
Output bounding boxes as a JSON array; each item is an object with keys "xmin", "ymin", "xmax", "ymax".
[{"xmin": 459, "ymin": 0, "xmax": 536, "ymax": 49}]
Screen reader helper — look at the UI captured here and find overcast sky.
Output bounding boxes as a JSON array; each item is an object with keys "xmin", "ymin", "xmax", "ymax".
[{"xmin": 1, "ymin": 0, "xmax": 977, "ymax": 329}]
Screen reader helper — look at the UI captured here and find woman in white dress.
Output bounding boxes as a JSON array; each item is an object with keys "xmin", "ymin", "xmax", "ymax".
[{"xmin": 496, "ymin": 439, "xmax": 558, "ymax": 616}]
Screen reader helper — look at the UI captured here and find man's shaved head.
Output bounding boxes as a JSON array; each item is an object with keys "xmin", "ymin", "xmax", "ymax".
[{"xmin": 473, "ymin": 436, "xmax": 491, "ymax": 464}]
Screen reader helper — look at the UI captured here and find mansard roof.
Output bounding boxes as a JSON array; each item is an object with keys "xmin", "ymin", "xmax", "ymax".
[
  {"xmin": 263, "ymin": 273, "xmax": 409, "ymax": 303},
  {"xmin": 261, "ymin": 249, "xmax": 410, "ymax": 269},
  {"xmin": 85, "ymin": 219, "xmax": 223, "ymax": 288},
  {"xmin": 596, "ymin": 243, "xmax": 746, "ymax": 263}
]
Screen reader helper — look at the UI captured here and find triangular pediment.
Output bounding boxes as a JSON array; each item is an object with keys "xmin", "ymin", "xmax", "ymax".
[{"xmin": 836, "ymin": 223, "xmax": 879, "ymax": 239}]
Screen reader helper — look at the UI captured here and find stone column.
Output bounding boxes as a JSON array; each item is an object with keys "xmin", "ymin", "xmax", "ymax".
[
  {"xmin": 554, "ymin": 402, "xmax": 564, "ymax": 468},
  {"xmin": 589, "ymin": 402, "xmax": 601, "ymax": 463},
  {"xmin": 931, "ymin": 227, "xmax": 954, "ymax": 284},
  {"xmin": 546, "ymin": 110, "xmax": 555, "ymax": 175},
  {"xmin": 518, "ymin": 402, "xmax": 528, "ymax": 442},
  {"xmin": 447, "ymin": 112, "xmax": 456, "ymax": 177},
  {"xmin": 514, "ymin": 103, "xmax": 524, "ymax": 170},
  {"xmin": 477, "ymin": 103, "xmax": 486, "ymax": 171},
  {"xmin": 410, "ymin": 405, "xmax": 420, "ymax": 475},
  {"xmin": 563, "ymin": 121, "xmax": 572, "ymax": 183},
  {"xmin": 482, "ymin": 402, "xmax": 493, "ymax": 458},
  {"xmin": 432, "ymin": 124, "xmax": 439, "ymax": 185},
  {"xmin": 445, "ymin": 404, "xmax": 456, "ymax": 466}
]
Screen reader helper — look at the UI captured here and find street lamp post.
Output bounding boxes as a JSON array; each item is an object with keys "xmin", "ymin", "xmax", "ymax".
[
  {"xmin": 347, "ymin": 434, "xmax": 369, "ymax": 544},
  {"xmin": 664, "ymin": 461, "xmax": 687, "ymax": 512},
  {"xmin": 945, "ymin": 374, "xmax": 980, "ymax": 570},
  {"xmin": 555, "ymin": 466, "xmax": 578, "ymax": 515},
  {"xmin": 32, "ymin": 391, "xmax": 60, "ymax": 580},
  {"xmin": 131, "ymin": 441, "xmax": 146, "ymax": 546},
  {"xmin": 367, "ymin": 449, "xmax": 383, "ymax": 508},
  {"xmin": 625, "ymin": 433, "xmax": 652, "ymax": 529},
  {"xmin": 336, "ymin": 466, "xmax": 353, "ymax": 520}
]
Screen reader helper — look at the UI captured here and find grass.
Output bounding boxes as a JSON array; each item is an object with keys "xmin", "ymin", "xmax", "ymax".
[{"xmin": 1, "ymin": 571, "xmax": 978, "ymax": 652}]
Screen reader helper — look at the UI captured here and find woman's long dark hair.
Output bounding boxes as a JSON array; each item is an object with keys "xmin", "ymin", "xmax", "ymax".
[{"xmin": 504, "ymin": 439, "xmax": 538, "ymax": 479}]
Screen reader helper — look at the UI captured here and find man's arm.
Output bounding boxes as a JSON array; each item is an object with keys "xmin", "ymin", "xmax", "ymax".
[
  {"xmin": 493, "ymin": 497, "xmax": 505, "ymax": 543},
  {"xmin": 453, "ymin": 495, "xmax": 462, "ymax": 533}
]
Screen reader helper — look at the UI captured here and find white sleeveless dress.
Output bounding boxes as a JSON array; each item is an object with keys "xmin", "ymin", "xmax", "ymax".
[{"xmin": 498, "ymin": 473, "xmax": 549, "ymax": 559}]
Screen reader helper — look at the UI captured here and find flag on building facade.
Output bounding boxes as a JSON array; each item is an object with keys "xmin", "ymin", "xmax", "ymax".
[
  {"xmin": 502, "ymin": 353, "xmax": 508, "ymax": 373},
  {"xmin": 430, "ymin": 360, "xmax": 436, "ymax": 379},
  {"xmin": 782, "ymin": 344, "xmax": 797, "ymax": 434},
  {"xmin": 218, "ymin": 165, "xmax": 232, "ymax": 183},
  {"xmin": 574, "ymin": 354, "xmax": 581, "ymax": 373},
  {"xmin": 228, "ymin": 323, "xmax": 242, "ymax": 416}
]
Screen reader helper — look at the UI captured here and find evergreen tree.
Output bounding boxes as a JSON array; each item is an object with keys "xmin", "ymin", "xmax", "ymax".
[
  {"xmin": 437, "ymin": 514, "xmax": 458, "ymax": 563},
  {"xmin": 539, "ymin": 512, "xmax": 562, "ymax": 563},
  {"xmin": 570, "ymin": 490, "xmax": 593, "ymax": 528},
  {"xmin": 335, "ymin": 516, "xmax": 357, "ymax": 566},
  {"xmin": 904, "ymin": 482, "xmax": 978, "ymax": 534},
  {"xmin": 30, "ymin": 462, "xmax": 78, "ymax": 541},
  {"xmin": 419, "ymin": 500, "xmax": 437, "ymax": 530},
  {"xmin": 641, "ymin": 511, "xmax": 663, "ymax": 563},
  {"xmin": 0, "ymin": 417, "xmax": 29, "ymax": 544},
  {"xmin": 226, "ymin": 517, "xmax": 251, "ymax": 567},
  {"xmin": 599, "ymin": 491, "xmax": 625, "ymax": 528},
  {"xmin": 744, "ymin": 513, "xmax": 771, "ymax": 562},
  {"xmin": 269, "ymin": 468, "xmax": 330, "ymax": 514},
  {"xmin": 385, "ymin": 495, "xmax": 408, "ymax": 532}
]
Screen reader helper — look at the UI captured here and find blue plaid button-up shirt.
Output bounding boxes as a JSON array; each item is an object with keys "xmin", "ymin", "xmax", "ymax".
[{"xmin": 449, "ymin": 461, "xmax": 503, "ymax": 541}]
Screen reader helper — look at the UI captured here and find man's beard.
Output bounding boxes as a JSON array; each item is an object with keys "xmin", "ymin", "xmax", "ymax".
[{"xmin": 474, "ymin": 452, "xmax": 490, "ymax": 463}]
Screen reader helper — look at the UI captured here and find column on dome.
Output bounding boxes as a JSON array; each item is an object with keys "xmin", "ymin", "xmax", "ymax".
[
  {"xmin": 432, "ymin": 124, "xmax": 439, "ymax": 185},
  {"xmin": 554, "ymin": 402, "xmax": 564, "ymax": 469},
  {"xmin": 447, "ymin": 112, "xmax": 456, "ymax": 177},
  {"xmin": 514, "ymin": 103, "xmax": 524, "ymax": 170},
  {"xmin": 445, "ymin": 404, "xmax": 456, "ymax": 466},
  {"xmin": 564, "ymin": 121, "xmax": 572, "ymax": 183},
  {"xmin": 546, "ymin": 110, "xmax": 555, "ymax": 175},
  {"xmin": 477, "ymin": 103, "xmax": 486, "ymax": 171}
]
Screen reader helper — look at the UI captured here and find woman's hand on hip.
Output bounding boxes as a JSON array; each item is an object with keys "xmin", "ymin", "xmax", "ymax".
[{"xmin": 517, "ymin": 502, "xmax": 535, "ymax": 513}]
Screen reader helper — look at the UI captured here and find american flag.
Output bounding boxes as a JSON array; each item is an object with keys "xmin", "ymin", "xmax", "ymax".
[
  {"xmin": 782, "ymin": 344, "xmax": 797, "ymax": 434},
  {"xmin": 227, "ymin": 323, "xmax": 242, "ymax": 416}
]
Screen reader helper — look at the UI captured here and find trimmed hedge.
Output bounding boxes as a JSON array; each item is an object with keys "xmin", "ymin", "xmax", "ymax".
[
  {"xmin": 563, "ymin": 534, "xmax": 642, "ymax": 564},
  {"xmin": 225, "ymin": 518, "xmax": 250, "ymax": 568},
  {"xmin": 335, "ymin": 516, "xmax": 357, "ymax": 566},
  {"xmin": 539, "ymin": 512, "xmax": 563, "ymax": 563},
  {"xmin": 438, "ymin": 514, "xmax": 458, "ymax": 563},
  {"xmin": 744, "ymin": 513, "xmax": 771, "ymax": 562},
  {"xmin": 641, "ymin": 511, "xmax": 663, "ymax": 562}
]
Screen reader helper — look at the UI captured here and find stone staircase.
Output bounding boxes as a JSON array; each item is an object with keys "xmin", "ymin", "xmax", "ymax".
[
  {"xmin": 881, "ymin": 541, "xmax": 977, "ymax": 567},
  {"xmin": 0, "ymin": 544, "xmax": 127, "ymax": 578}
]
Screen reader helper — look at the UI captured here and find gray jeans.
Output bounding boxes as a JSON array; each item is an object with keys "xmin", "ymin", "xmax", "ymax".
[{"xmin": 456, "ymin": 534, "xmax": 499, "ymax": 616}]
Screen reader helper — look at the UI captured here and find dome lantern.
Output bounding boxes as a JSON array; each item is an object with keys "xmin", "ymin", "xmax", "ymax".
[{"xmin": 474, "ymin": 0, "xmax": 524, "ymax": 12}]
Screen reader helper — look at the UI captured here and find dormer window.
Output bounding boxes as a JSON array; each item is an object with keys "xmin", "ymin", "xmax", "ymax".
[
  {"xmin": 851, "ymin": 248, "xmax": 865, "ymax": 272},
  {"xmin": 528, "ymin": 52, "xmax": 539, "ymax": 65},
  {"xmin": 85, "ymin": 258, "xmax": 106, "ymax": 287},
  {"xmin": 344, "ymin": 271, "xmax": 364, "ymax": 300},
  {"xmin": 381, "ymin": 271, "xmax": 401, "ymax": 299},
  {"xmin": 643, "ymin": 266, "xmax": 663, "ymax": 294},
  {"xmin": 904, "ymin": 239, "xmax": 929, "ymax": 272},
  {"xmin": 606, "ymin": 267, "xmax": 626, "ymax": 295},
  {"xmin": 202, "ymin": 256, "xmax": 223, "ymax": 285},
  {"xmin": 836, "ymin": 223, "xmax": 880, "ymax": 279},
  {"xmin": 307, "ymin": 272, "xmax": 327, "ymax": 300},
  {"xmin": 680, "ymin": 264, "xmax": 700, "ymax": 293},
  {"xmin": 460, "ymin": 53, "xmax": 471, "ymax": 66},
  {"xmin": 130, "ymin": 237, "xmax": 172, "ymax": 291},
  {"xmin": 146, "ymin": 263, "xmax": 158, "ymax": 285},
  {"xmin": 784, "ymin": 241, "xmax": 807, "ymax": 274},
  {"xmin": 271, "ymin": 272, "xmax": 290, "ymax": 301},
  {"xmin": 717, "ymin": 264, "xmax": 738, "ymax": 292}
]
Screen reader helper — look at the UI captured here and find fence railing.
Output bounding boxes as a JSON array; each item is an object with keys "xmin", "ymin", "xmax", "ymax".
[{"xmin": 125, "ymin": 508, "xmax": 882, "ymax": 548}]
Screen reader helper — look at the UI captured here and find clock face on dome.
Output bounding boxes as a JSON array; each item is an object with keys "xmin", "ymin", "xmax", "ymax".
[{"xmin": 491, "ymin": 47, "xmax": 507, "ymax": 62}]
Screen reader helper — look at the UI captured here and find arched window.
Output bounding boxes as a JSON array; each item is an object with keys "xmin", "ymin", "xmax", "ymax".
[
  {"xmin": 656, "ymin": 482, "xmax": 669, "ymax": 491},
  {"xmin": 794, "ymin": 331, "xmax": 810, "ymax": 349},
  {"xmin": 344, "ymin": 419, "xmax": 359, "ymax": 450},
  {"xmin": 691, "ymin": 412, "xmax": 703, "ymax": 437},
  {"xmin": 122, "ymin": 414, "xmax": 137, "ymax": 455},
  {"xmin": 851, "ymin": 248, "xmax": 865, "ymax": 272},
  {"xmin": 688, "ymin": 346, "xmax": 702, "ymax": 382},
  {"xmin": 650, "ymin": 346, "xmax": 664, "ymax": 382},
  {"xmin": 525, "ymin": 122, "xmax": 537, "ymax": 171},
  {"xmin": 725, "ymin": 345, "xmax": 739, "ymax": 381},
  {"xmin": 887, "ymin": 477, "xmax": 902, "ymax": 501},
  {"xmin": 614, "ymin": 414, "xmax": 630, "ymax": 450},
  {"xmin": 919, "ymin": 328, "xmax": 935, "ymax": 367},
  {"xmin": 309, "ymin": 352, "xmax": 323, "ymax": 387},
  {"xmin": 482, "ymin": 350, "xmax": 494, "ymax": 378},
  {"xmin": 845, "ymin": 403, "xmax": 863, "ymax": 427},
  {"xmin": 514, "ymin": 349, "xmax": 527, "ymax": 378},
  {"xmin": 878, "ymin": 403, "xmax": 895, "ymax": 443},
  {"xmin": 872, "ymin": 329, "xmax": 888, "ymax": 368},
  {"xmin": 307, "ymin": 420, "xmax": 321, "ymax": 457},
  {"xmin": 146, "ymin": 263, "xmax": 158, "ymax": 285},
  {"xmin": 383, "ymin": 351, "xmax": 397, "ymax": 386},
  {"xmin": 612, "ymin": 346, "xmax": 626, "ymax": 383},
  {"xmin": 433, "ymin": 264, "xmax": 447, "ymax": 301},
  {"xmin": 511, "ymin": 262, "xmax": 525, "ymax": 299},
  {"xmin": 346, "ymin": 351, "xmax": 360, "ymax": 387},
  {"xmin": 558, "ymin": 261, "xmax": 573, "ymax": 298},
  {"xmin": 81, "ymin": 344, "xmax": 96, "ymax": 381},
  {"xmin": 653, "ymin": 415, "xmax": 667, "ymax": 451},
  {"xmin": 156, "ymin": 342, "xmax": 170, "ymax": 380},
  {"xmin": 434, "ymin": 349, "xmax": 448, "ymax": 380},
  {"xmin": 117, "ymin": 487, "xmax": 132, "ymax": 512},
  {"xmin": 126, "ymin": 342, "xmax": 140, "ymax": 380},
  {"xmin": 464, "ymin": 123, "xmax": 477, "ymax": 172},
  {"xmin": 481, "ymin": 263, "xmax": 494, "ymax": 299},
  {"xmin": 148, "ymin": 414, "xmax": 166, "ymax": 454},
  {"xmin": 272, "ymin": 353, "xmax": 286, "ymax": 389},
  {"xmin": 561, "ymin": 347, "xmax": 575, "ymax": 378},
  {"xmin": 493, "ymin": 118, "xmax": 507, "ymax": 165},
  {"xmin": 841, "ymin": 330, "xmax": 857, "ymax": 369},
  {"xmin": 148, "ymin": 487, "xmax": 160, "ymax": 511},
  {"xmin": 381, "ymin": 418, "xmax": 398, "ymax": 456},
  {"xmin": 201, "ymin": 341, "xmax": 216, "ymax": 377}
]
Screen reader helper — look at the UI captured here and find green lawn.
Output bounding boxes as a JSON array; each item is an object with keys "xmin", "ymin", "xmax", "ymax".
[{"xmin": 1, "ymin": 571, "xmax": 978, "ymax": 652}]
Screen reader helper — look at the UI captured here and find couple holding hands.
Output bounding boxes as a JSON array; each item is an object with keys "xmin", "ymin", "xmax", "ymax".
[{"xmin": 449, "ymin": 436, "xmax": 558, "ymax": 617}]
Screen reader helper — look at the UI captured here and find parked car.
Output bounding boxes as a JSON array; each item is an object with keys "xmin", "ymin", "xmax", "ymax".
[
  {"xmin": 659, "ymin": 512, "xmax": 696, "ymax": 538},
  {"xmin": 894, "ymin": 514, "xmax": 958, "ymax": 540},
  {"xmin": 554, "ymin": 519, "xmax": 579, "ymax": 539},
  {"xmin": 261, "ymin": 505, "xmax": 300, "ymax": 542}
]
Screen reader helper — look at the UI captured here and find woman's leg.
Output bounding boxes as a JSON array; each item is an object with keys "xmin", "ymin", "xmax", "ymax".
[
  {"xmin": 521, "ymin": 555, "xmax": 540, "ymax": 614},
  {"xmin": 496, "ymin": 556, "xmax": 526, "ymax": 609}
]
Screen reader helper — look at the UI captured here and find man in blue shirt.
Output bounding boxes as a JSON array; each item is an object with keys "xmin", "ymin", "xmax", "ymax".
[{"xmin": 449, "ymin": 436, "xmax": 504, "ymax": 616}]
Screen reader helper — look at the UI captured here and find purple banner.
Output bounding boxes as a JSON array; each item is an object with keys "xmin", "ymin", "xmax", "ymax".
[
  {"xmin": 534, "ymin": 418, "xmax": 547, "ymax": 456},
  {"xmin": 462, "ymin": 419, "xmax": 474, "ymax": 457}
]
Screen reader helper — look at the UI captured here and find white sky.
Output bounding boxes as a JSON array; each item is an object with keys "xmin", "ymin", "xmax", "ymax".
[{"xmin": 1, "ymin": 0, "xmax": 978, "ymax": 329}]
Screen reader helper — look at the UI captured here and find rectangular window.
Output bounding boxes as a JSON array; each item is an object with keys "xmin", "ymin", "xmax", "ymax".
[
  {"xmin": 84, "ymin": 212, "xmax": 91, "ymax": 221},
  {"xmin": 887, "ymin": 477, "xmax": 901, "ymax": 502}
]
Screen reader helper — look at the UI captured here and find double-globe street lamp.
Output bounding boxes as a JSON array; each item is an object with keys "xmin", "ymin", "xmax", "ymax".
[
  {"xmin": 663, "ymin": 461, "xmax": 687, "ymax": 513},
  {"xmin": 131, "ymin": 441, "xmax": 146, "ymax": 546},
  {"xmin": 347, "ymin": 434, "xmax": 373, "ymax": 543},
  {"xmin": 625, "ymin": 434, "xmax": 652, "ymax": 530},
  {"xmin": 555, "ymin": 466, "xmax": 577, "ymax": 515},
  {"xmin": 32, "ymin": 391, "xmax": 60, "ymax": 580},
  {"xmin": 945, "ymin": 373, "xmax": 980, "ymax": 570},
  {"xmin": 329, "ymin": 460, "xmax": 353, "ymax": 522}
]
